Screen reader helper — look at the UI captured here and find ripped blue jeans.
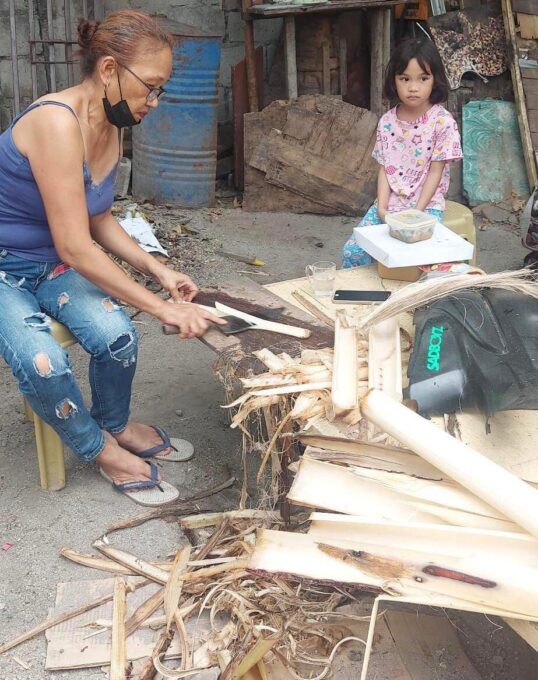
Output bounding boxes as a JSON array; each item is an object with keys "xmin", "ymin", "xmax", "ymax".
[{"xmin": 0, "ymin": 250, "xmax": 138, "ymax": 461}]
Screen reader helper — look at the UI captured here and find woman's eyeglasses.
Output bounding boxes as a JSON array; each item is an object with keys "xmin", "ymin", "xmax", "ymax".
[{"xmin": 120, "ymin": 63, "xmax": 166, "ymax": 103}]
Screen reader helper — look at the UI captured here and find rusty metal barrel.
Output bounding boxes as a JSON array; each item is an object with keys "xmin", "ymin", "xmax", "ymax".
[{"xmin": 132, "ymin": 23, "xmax": 222, "ymax": 207}]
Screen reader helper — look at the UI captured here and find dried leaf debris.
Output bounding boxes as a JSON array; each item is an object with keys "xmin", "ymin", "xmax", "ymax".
[{"xmin": 0, "ymin": 497, "xmax": 368, "ymax": 679}]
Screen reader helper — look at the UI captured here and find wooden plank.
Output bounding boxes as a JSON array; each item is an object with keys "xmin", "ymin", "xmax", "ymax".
[
  {"xmin": 519, "ymin": 13, "xmax": 538, "ymax": 39},
  {"xmin": 247, "ymin": 97, "xmax": 378, "ymax": 213},
  {"xmin": 231, "ymin": 46, "xmax": 263, "ymax": 190},
  {"xmin": 505, "ymin": 619, "xmax": 538, "ymax": 652},
  {"xmin": 322, "ymin": 41, "xmax": 331, "ymax": 94},
  {"xmin": 528, "ymin": 108, "xmax": 538, "ymax": 132},
  {"xmin": 524, "ymin": 89, "xmax": 538, "ymax": 110},
  {"xmin": 382, "ymin": 7, "xmax": 391, "ymax": 73},
  {"xmin": 284, "ymin": 16, "xmax": 298, "ymax": 99},
  {"xmin": 193, "ymin": 277, "xmax": 333, "ymax": 362},
  {"xmin": 247, "ymin": 0, "xmax": 407, "ymax": 18},
  {"xmin": 243, "ymin": 0, "xmax": 259, "ymax": 113},
  {"xmin": 255, "ymin": 124, "xmax": 377, "ymax": 214},
  {"xmin": 369, "ymin": 8, "xmax": 385, "ymax": 116},
  {"xmin": 243, "ymin": 101, "xmax": 334, "ymax": 213},
  {"xmin": 327, "ymin": 608, "xmax": 413, "ymax": 680},
  {"xmin": 513, "ymin": 0, "xmax": 537, "ymax": 12},
  {"xmin": 339, "ymin": 37, "xmax": 347, "ymax": 96},
  {"xmin": 522, "ymin": 67, "xmax": 538, "ymax": 79},
  {"xmin": 282, "ymin": 99, "xmax": 378, "ymax": 172},
  {"xmin": 384, "ymin": 611, "xmax": 482, "ymax": 680},
  {"xmin": 501, "ymin": 0, "xmax": 538, "ymax": 188},
  {"xmin": 261, "ymin": 102, "xmax": 377, "ymax": 170}
]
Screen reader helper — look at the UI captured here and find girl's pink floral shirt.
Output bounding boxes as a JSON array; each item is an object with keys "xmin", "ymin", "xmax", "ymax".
[{"xmin": 373, "ymin": 103, "xmax": 463, "ymax": 212}]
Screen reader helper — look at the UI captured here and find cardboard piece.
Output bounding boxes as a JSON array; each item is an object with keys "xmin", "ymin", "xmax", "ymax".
[
  {"xmin": 353, "ymin": 222, "xmax": 474, "ymax": 268},
  {"xmin": 45, "ymin": 578, "xmax": 218, "ymax": 671}
]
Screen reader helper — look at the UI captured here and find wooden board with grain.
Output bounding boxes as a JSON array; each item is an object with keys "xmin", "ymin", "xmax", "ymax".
[
  {"xmin": 193, "ymin": 278, "xmax": 333, "ymax": 375},
  {"xmin": 513, "ymin": 0, "xmax": 537, "ymax": 12},
  {"xmin": 522, "ymin": 67, "xmax": 538, "ymax": 80},
  {"xmin": 244, "ymin": 95, "xmax": 378, "ymax": 214},
  {"xmin": 243, "ymin": 100, "xmax": 334, "ymax": 214},
  {"xmin": 232, "ymin": 46, "xmax": 264, "ymax": 190}
]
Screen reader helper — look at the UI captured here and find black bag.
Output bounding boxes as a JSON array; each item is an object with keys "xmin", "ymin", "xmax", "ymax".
[{"xmin": 406, "ymin": 288, "xmax": 538, "ymax": 418}]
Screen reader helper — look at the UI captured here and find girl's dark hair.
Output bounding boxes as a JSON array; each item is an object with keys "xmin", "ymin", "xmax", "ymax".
[
  {"xmin": 383, "ymin": 39, "xmax": 449, "ymax": 104},
  {"xmin": 77, "ymin": 10, "xmax": 174, "ymax": 78}
]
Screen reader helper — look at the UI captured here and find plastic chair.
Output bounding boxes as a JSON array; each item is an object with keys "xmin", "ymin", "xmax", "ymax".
[
  {"xmin": 443, "ymin": 200, "xmax": 477, "ymax": 263},
  {"xmin": 23, "ymin": 319, "xmax": 77, "ymax": 491}
]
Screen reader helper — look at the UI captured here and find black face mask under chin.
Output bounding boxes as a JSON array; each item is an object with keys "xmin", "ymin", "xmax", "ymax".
[{"xmin": 102, "ymin": 72, "xmax": 140, "ymax": 129}]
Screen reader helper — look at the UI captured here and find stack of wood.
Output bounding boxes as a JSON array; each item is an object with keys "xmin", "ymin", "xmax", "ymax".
[
  {"xmin": 247, "ymin": 385, "xmax": 538, "ymax": 676},
  {"xmin": 243, "ymin": 95, "xmax": 378, "ymax": 215}
]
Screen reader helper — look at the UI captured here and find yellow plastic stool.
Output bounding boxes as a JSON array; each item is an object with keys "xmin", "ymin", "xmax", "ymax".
[
  {"xmin": 377, "ymin": 200, "xmax": 478, "ymax": 281},
  {"xmin": 23, "ymin": 319, "xmax": 78, "ymax": 491},
  {"xmin": 443, "ymin": 200, "xmax": 477, "ymax": 264}
]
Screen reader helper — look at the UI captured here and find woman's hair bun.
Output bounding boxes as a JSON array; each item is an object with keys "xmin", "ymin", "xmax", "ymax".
[{"xmin": 77, "ymin": 19, "xmax": 99, "ymax": 49}]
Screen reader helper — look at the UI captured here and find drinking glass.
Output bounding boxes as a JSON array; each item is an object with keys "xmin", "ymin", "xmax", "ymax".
[{"xmin": 305, "ymin": 261, "xmax": 336, "ymax": 298}]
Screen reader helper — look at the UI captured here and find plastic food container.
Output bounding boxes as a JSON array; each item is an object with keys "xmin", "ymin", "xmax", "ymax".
[{"xmin": 386, "ymin": 209, "xmax": 438, "ymax": 243}]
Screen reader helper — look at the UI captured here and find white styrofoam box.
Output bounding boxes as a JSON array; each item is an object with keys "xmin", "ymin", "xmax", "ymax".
[{"xmin": 353, "ymin": 221, "xmax": 474, "ymax": 268}]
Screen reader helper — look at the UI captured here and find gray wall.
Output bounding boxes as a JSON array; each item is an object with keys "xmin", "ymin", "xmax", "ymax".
[
  {"xmin": 0, "ymin": 0, "xmax": 282, "ymax": 131},
  {"xmin": 0, "ymin": 0, "xmax": 87, "ymax": 130},
  {"xmin": 102, "ymin": 0, "xmax": 282, "ymax": 126}
]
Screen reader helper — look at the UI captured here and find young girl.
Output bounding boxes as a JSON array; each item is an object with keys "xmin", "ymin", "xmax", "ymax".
[{"xmin": 342, "ymin": 39, "xmax": 462, "ymax": 268}]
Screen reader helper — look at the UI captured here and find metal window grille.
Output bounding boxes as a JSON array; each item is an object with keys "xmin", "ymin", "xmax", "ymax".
[{"xmin": 3, "ymin": 0, "xmax": 103, "ymax": 128}]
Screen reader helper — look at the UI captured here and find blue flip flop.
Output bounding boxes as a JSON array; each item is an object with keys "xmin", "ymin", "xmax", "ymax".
[
  {"xmin": 133, "ymin": 425, "xmax": 194, "ymax": 463},
  {"xmin": 99, "ymin": 461, "xmax": 180, "ymax": 506}
]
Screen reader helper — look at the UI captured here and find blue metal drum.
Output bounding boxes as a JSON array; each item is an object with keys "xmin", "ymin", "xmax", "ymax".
[{"xmin": 133, "ymin": 23, "xmax": 222, "ymax": 207}]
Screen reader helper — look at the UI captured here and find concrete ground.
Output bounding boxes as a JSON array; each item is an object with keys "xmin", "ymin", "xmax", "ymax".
[{"xmin": 0, "ymin": 203, "xmax": 533, "ymax": 679}]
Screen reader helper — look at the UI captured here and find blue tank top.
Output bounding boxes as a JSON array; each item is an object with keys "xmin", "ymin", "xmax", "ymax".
[{"xmin": 0, "ymin": 100, "xmax": 118, "ymax": 262}]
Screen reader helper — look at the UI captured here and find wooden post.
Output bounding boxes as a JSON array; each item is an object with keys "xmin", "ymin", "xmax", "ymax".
[
  {"xmin": 382, "ymin": 7, "xmax": 391, "ymax": 74},
  {"xmin": 501, "ymin": 0, "xmax": 538, "ymax": 189},
  {"xmin": 322, "ymin": 41, "xmax": 331, "ymax": 95},
  {"xmin": 339, "ymin": 37, "xmax": 347, "ymax": 97},
  {"xmin": 243, "ymin": 0, "xmax": 260, "ymax": 112},
  {"xmin": 284, "ymin": 15, "xmax": 298, "ymax": 100},
  {"xmin": 369, "ymin": 8, "xmax": 385, "ymax": 117}
]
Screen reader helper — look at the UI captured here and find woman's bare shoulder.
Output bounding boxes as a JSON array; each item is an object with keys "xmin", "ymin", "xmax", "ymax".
[{"xmin": 12, "ymin": 94, "xmax": 83, "ymax": 159}]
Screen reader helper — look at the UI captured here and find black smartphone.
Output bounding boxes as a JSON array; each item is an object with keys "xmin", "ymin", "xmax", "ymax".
[{"xmin": 332, "ymin": 289, "xmax": 392, "ymax": 304}]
